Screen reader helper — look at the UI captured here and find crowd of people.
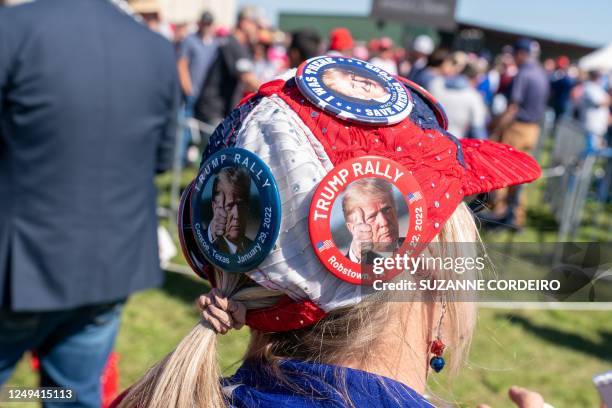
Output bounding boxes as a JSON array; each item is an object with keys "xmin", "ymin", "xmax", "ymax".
[
  {"xmin": 146, "ymin": 3, "xmax": 609, "ymax": 229},
  {"xmin": 154, "ymin": 5, "xmax": 610, "ymax": 143}
]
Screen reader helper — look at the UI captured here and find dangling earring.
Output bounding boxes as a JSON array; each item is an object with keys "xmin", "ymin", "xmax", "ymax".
[{"xmin": 429, "ymin": 301, "xmax": 446, "ymax": 373}]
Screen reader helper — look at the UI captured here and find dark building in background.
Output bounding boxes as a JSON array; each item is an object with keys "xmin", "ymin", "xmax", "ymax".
[
  {"xmin": 280, "ymin": 3, "xmax": 597, "ymax": 61},
  {"xmin": 280, "ymin": 13, "xmax": 409, "ymax": 45},
  {"xmin": 446, "ymin": 22, "xmax": 596, "ymax": 60},
  {"xmin": 370, "ymin": 0, "xmax": 457, "ymax": 31}
]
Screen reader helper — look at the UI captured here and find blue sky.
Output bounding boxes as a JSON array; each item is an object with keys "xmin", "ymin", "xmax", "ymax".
[{"xmin": 237, "ymin": 0, "xmax": 611, "ymax": 47}]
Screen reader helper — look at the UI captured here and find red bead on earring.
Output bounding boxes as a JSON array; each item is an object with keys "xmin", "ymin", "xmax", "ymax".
[
  {"xmin": 430, "ymin": 338, "xmax": 445, "ymax": 355},
  {"xmin": 429, "ymin": 338, "xmax": 446, "ymax": 372}
]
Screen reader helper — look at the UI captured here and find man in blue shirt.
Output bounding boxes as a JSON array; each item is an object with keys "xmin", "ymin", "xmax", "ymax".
[
  {"xmin": 489, "ymin": 38, "xmax": 549, "ymax": 228},
  {"xmin": 176, "ymin": 11, "xmax": 218, "ymax": 165},
  {"xmin": 177, "ymin": 12, "xmax": 218, "ymax": 101}
]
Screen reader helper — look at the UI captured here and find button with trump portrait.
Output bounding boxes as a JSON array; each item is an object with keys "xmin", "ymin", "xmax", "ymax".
[
  {"xmin": 178, "ymin": 181, "xmax": 209, "ymax": 280},
  {"xmin": 296, "ymin": 56, "xmax": 413, "ymax": 125},
  {"xmin": 309, "ymin": 156, "xmax": 427, "ymax": 285},
  {"xmin": 189, "ymin": 148, "xmax": 281, "ymax": 273}
]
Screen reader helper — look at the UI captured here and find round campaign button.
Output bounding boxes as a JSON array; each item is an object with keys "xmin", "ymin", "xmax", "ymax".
[
  {"xmin": 190, "ymin": 148, "xmax": 281, "ymax": 273},
  {"xmin": 296, "ymin": 56, "xmax": 413, "ymax": 125},
  {"xmin": 308, "ymin": 156, "xmax": 427, "ymax": 285},
  {"xmin": 178, "ymin": 181, "xmax": 210, "ymax": 281}
]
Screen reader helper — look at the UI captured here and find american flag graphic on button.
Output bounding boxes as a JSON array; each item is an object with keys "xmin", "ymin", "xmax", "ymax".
[
  {"xmin": 316, "ymin": 240, "xmax": 333, "ymax": 252},
  {"xmin": 407, "ymin": 191, "xmax": 423, "ymax": 204}
]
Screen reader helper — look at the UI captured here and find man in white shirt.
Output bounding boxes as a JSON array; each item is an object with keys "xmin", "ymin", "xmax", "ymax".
[
  {"xmin": 432, "ymin": 62, "xmax": 488, "ymax": 139},
  {"xmin": 581, "ymin": 70, "xmax": 610, "ymax": 150}
]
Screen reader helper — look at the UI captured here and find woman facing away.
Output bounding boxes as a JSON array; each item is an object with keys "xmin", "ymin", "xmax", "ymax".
[{"xmin": 112, "ymin": 56, "xmax": 545, "ymax": 408}]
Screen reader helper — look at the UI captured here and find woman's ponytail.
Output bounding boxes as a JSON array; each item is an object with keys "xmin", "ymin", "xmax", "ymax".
[{"xmin": 118, "ymin": 321, "xmax": 225, "ymax": 408}]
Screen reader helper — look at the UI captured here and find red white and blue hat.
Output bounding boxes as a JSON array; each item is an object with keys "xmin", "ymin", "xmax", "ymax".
[{"xmin": 179, "ymin": 56, "xmax": 541, "ymax": 332}]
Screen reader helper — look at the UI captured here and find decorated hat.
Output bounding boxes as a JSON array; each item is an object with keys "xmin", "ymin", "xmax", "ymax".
[{"xmin": 178, "ymin": 56, "xmax": 541, "ymax": 332}]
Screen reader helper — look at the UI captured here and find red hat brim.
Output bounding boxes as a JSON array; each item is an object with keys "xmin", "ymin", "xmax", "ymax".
[{"xmin": 460, "ymin": 139, "xmax": 542, "ymax": 196}]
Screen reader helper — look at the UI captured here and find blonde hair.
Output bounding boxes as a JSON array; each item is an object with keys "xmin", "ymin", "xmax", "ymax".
[{"xmin": 119, "ymin": 202, "xmax": 480, "ymax": 408}]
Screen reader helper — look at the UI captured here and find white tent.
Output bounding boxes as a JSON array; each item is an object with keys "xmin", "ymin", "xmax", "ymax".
[{"xmin": 579, "ymin": 43, "xmax": 612, "ymax": 72}]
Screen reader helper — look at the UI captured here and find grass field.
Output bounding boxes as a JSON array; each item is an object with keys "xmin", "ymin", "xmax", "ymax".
[
  {"xmin": 7, "ymin": 272, "xmax": 611, "ymax": 407},
  {"xmin": 5, "ymin": 148, "xmax": 612, "ymax": 407}
]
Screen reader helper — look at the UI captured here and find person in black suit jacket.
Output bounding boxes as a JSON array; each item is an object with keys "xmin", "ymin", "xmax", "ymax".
[
  {"xmin": 343, "ymin": 178, "xmax": 401, "ymax": 264},
  {"xmin": 0, "ymin": 1, "xmax": 178, "ymax": 405}
]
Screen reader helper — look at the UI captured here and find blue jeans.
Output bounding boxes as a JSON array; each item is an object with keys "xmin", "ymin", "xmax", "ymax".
[{"xmin": 0, "ymin": 301, "xmax": 124, "ymax": 408}]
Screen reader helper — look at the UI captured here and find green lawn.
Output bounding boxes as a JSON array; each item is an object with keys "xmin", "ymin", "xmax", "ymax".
[
  {"xmin": 5, "ymin": 149, "xmax": 612, "ymax": 407},
  {"xmin": 7, "ymin": 272, "xmax": 610, "ymax": 407}
]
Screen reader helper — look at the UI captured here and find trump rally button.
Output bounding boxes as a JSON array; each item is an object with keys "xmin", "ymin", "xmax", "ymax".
[
  {"xmin": 178, "ymin": 181, "xmax": 209, "ymax": 280},
  {"xmin": 296, "ymin": 56, "xmax": 413, "ymax": 125},
  {"xmin": 308, "ymin": 156, "xmax": 427, "ymax": 285},
  {"xmin": 190, "ymin": 148, "xmax": 281, "ymax": 273}
]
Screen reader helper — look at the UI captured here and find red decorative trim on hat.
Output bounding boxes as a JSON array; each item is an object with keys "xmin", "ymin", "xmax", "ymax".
[
  {"xmin": 257, "ymin": 79, "xmax": 286, "ymax": 96},
  {"xmin": 236, "ymin": 80, "xmax": 285, "ymax": 107},
  {"xmin": 236, "ymin": 92, "xmax": 257, "ymax": 107},
  {"xmin": 246, "ymin": 296, "xmax": 326, "ymax": 332},
  {"xmin": 460, "ymin": 139, "xmax": 542, "ymax": 196}
]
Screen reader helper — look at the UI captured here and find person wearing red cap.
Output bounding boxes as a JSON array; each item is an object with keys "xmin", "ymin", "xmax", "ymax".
[
  {"xmin": 327, "ymin": 27, "xmax": 354, "ymax": 57},
  {"xmin": 550, "ymin": 55, "xmax": 575, "ymax": 125},
  {"xmin": 112, "ymin": 57, "xmax": 545, "ymax": 408},
  {"xmin": 367, "ymin": 38, "xmax": 380, "ymax": 55}
]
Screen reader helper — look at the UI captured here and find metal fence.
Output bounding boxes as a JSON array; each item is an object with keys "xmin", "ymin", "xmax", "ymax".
[{"xmin": 541, "ymin": 113, "xmax": 612, "ymax": 241}]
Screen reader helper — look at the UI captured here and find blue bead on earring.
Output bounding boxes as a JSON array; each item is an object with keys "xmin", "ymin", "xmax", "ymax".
[{"xmin": 429, "ymin": 356, "xmax": 445, "ymax": 372}]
